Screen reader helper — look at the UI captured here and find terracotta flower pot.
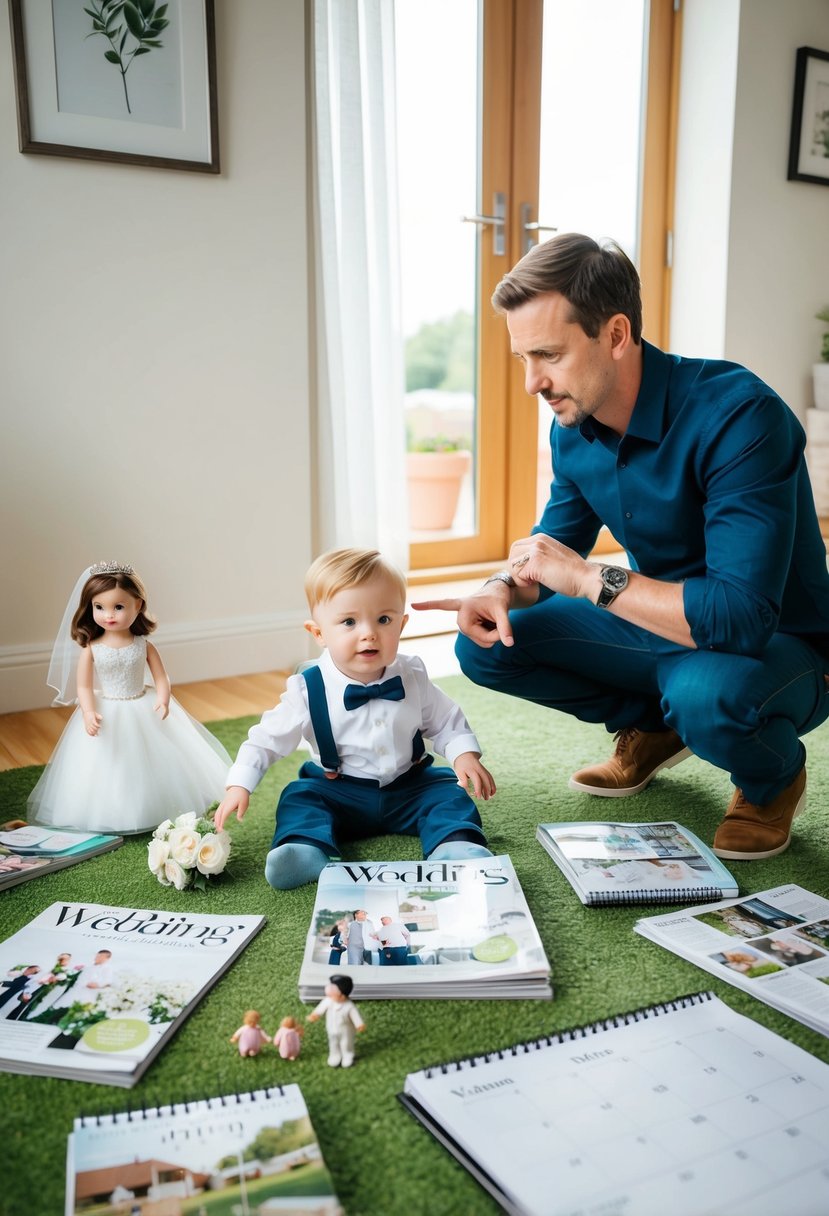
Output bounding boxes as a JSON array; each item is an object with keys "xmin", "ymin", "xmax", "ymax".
[{"xmin": 406, "ymin": 450, "xmax": 472, "ymax": 530}]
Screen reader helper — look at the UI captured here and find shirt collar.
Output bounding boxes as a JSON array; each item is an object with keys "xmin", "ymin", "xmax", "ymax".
[{"xmin": 578, "ymin": 340, "xmax": 672, "ymax": 446}]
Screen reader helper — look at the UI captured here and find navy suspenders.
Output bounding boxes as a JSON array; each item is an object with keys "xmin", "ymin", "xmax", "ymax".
[{"xmin": 301, "ymin": 665, "xmax": 425, "ymax": 775}]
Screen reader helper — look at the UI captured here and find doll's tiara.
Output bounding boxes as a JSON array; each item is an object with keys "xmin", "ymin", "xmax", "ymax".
[{"xmin": 90, "ymin": 560, "xmax": 134, "ymax": 576}]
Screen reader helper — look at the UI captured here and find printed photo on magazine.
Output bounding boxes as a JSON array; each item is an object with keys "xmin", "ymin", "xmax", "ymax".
[
  {"xmin": 635, "ymin": 884, "xmax": 829, "ymax": 1037},
  {"xmin": 0, "ymin": 901, "xmax": 264, "ymax": 1086},
  {"xmin": 536, "ymin": 820, "xmax": 738, "ymax": 906},
  {"xmin": 298, "ymin": 856, "xmax": 551, "ymax": 1000},
  {"xmin": 66, "ymin": 1085, "xmax": 341, "ymax": 1216}
]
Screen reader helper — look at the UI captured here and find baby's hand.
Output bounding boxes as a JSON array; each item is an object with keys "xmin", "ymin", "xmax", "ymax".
[
  {"xmin": 154, "ymin": 699, "xmax": 170, "ymax": 721},
  {"xmin": 214, "ymin": 786, "xmax": 250, "ymax": 831},
  {"xmin": 83, "ymin": 710, "xmax": 102, "ymax": 737},
  {"xmin": 452, "ymin": 752, "xmax": 496, "ymax": 801}
]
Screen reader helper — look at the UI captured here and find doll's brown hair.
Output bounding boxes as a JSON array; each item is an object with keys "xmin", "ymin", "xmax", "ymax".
[{"xmin": 71, "ymin": 571, "xmax": 156, "ymax": 647}]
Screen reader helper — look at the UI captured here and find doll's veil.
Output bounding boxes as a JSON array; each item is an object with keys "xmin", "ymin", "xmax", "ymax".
[{"xmin": 46, "ymin": 566, "xmax": 93, "ymax": 706}]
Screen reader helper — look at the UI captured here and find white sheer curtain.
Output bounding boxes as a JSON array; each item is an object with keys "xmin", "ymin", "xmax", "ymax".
[{"xmin": 311, "ymin": 0, "xmax": 409, "ymax": 567}]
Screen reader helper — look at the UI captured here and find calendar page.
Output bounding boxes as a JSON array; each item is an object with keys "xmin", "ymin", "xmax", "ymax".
[{"xmin": 400, "ymin": 992, "xmax": 829, "ymax": 1216}]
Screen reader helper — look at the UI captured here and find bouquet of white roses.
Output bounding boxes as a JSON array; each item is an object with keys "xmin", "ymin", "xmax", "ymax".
[{"xmin": 147, "ymin": 812, "xmax": 231, "ymax": 891}]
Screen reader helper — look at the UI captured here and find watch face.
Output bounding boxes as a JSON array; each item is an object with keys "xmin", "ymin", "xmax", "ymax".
[{"xmin": 603, "ymin": 567, "xmax": 628, "ymax": 591}]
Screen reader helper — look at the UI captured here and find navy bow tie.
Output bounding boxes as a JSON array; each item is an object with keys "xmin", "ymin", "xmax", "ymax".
[{"xmin": 343, "ymin": 675, "xmax": 405, "ymax": 710}]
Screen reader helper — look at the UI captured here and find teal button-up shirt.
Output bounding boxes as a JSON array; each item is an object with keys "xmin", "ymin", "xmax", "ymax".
[{"xmin": 535, "ymin": 341, "xmax": 829, "ymax": 657}]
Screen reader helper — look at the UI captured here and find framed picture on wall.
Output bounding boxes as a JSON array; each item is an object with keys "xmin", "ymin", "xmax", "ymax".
[
  {"xmin": 9, "ymin": 0, "xmax": 220, "ymax": 173},
  {"xmin": 787, "ymin": 45, "xmax": 829, "ymax": 187}
]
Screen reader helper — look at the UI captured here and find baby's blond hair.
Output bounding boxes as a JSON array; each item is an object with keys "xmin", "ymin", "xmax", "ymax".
[{"xmin": 304, "ymin": 548, "xmax": 407, "ymax": 611}]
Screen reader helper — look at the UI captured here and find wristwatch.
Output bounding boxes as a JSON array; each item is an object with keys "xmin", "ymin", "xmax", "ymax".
[
  {"xmin": 596, "ymin": 565, "xmax": 629, "ymax": 608},
  {"xmin": 484, "ymin": 571, "xmax": 516, "ymax": 590}
]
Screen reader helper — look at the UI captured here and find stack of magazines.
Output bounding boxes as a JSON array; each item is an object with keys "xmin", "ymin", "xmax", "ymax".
[{"xmin": 298, "ymin": 856, "xmax": 551, "ymax": 1000}]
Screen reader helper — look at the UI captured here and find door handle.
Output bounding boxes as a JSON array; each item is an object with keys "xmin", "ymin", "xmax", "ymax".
[
  {"xmin": 461, "ymin": 191, "xmax": 506, "ymax": 256},
  {"xmin": 520, "ymin": 202, "xmax": 557, "ymax": 255}
]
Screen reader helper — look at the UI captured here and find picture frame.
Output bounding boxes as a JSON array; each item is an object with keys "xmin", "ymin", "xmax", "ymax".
[
  {"xmin": 787, "ymin": 45, "xmax": 829, "ymax": 186},
  {"xmin": 9, "ymin": 0, "xmax": 220, "ymax": 174}
]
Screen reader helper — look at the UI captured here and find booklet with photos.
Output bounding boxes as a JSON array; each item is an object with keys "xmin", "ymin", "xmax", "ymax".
[
  {"xmin": 0, "ymin": 901, "xmax": 264, "ymax": 1086},
  {"xmin": 65, "ymin": 1085, "xmax": 341, "ymax": 1216},
  {"xmin": 536, "ymin": 820, "xmax": 739, "ymax": 906},
  {"xmin": 399, "ymin": 991, "xmax": 829, "ymax": 1216},
  {"xmin": 298, "ymin": 856, "xmax": 551, "ymax": 1000},
  {"xmin": 0, "ymin": 823, "xmax": 123, "ymax": 892},
  {"xmin": 635, "ymin": 884, "xmax": 829, "ymax": 1037}
]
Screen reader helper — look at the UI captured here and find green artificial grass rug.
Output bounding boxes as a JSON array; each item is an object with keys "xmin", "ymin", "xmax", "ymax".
[{"xmin": 2, "ymin": 674, "xmax": 829, "ymax": 1216}]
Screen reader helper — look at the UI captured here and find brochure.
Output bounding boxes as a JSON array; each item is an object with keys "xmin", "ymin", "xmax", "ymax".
[
  {"xmin": 0, "ymin": 823, "xmax": 123, "ymax": 892},
  {"xmin": 298, "ymin": 856, "xmax": 551, "ymax": 1000},
  {"xmin": 0, "ymin": 901, "xmax": 264, "ymax": 1086},
  {"xmin": 536, "ymin": 819, "xmax": 738, "ymax": 906},
  {"xmin": 65, "ymin": 1085, "xmax": 341, "ymax": 1216},
  {"xmin": 399, "ymin": 991, "xmax": 829, "ymax": 1216},
  {"xmin": 635, "ymin": 884, "xmax": 829, "ymax": 1036}
]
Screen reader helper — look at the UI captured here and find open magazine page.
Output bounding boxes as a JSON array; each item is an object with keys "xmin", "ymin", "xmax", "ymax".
[
  {"xmin": 298, "ymin": 857, "xmax": 551, "ymax": 1000},
  {"xmin": 635, "ymin": 885, "xmax": 829, "ymax": 1035},
  {"xmin": 65, "ymin": 1085, "xmax": 341, "ymax": 1216},
  {"xmin": 0, "ymin": 825, "xmax": 122, "ymax": 891},
  {"xmin": 537, "ymin": 821, "xmax": 738, "ymax": 905},
  {"xmin": 0, "ymin": 902, "xmax": 264, "ymax": 1086}
]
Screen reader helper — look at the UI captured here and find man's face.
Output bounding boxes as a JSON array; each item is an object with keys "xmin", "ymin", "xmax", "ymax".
[{"xmin": 507, "ymin": 291, "xmax": 617, "ymax": 429}]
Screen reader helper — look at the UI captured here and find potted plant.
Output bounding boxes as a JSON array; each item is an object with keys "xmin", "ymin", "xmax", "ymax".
[
  {"xmin": 406, "ymin": 434, "xmax": 472, "ymax": 530},
  {"xmin": 815, "ymin": 307, "xmax": 829, "ymax": 410}
]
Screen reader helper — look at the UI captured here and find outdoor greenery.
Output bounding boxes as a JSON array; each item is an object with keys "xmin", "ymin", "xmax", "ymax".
[
  {"xmin": 405, "ymin": 310, "xmax": 474, "ymax": 392},
  {"xmin": 217, "ymin": 1117, "xmax": 314, "ymax": 1168},
  {"xmin": 406, "ymin": 433, "xmax": 470, "ymax": 453}
]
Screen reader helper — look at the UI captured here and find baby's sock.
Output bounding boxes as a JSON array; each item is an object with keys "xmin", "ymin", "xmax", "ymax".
[
  {"xmin": 427, "ymin": 840, "xmax": 493, "ymax": 862},
  {"xmin": 265, "ymin": 842, "xmax": 330, "ymax": 890}
]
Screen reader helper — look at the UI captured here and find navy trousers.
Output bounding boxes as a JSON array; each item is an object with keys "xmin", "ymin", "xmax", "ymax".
[
  {"xmin": 456, "ymin": 595, "xmax": 829, "ymax": 805},
  {"xmin": 272, "ymin": 756, "xmax": 486, "ymax": 858}
]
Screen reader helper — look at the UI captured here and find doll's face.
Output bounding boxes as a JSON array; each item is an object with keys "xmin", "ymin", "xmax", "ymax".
[
  {"xmin": 305, "ymin": 573, "xmax": 408, "ymax": 683},
  {"xmin": 91, "ymin": 587, "xmax": 143, "ymax": 637}
]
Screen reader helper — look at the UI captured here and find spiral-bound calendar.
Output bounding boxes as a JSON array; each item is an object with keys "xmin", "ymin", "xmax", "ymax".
[
  {"xmin": 400, "ymin": 992, "xmax": 829, "ymax": 1216},
  {"xmin": 65, "ymin": 1085, "xmax": 341, "ymax": 1216}
]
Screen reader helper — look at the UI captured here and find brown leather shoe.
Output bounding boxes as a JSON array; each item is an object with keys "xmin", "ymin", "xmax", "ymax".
[
  {"xmin": 568, "ymin": 727, "xmax": 691, "ymax": 796},
  {"xmin": 712, "ymin": 768, "xmax": 807, "ymax": 860}
]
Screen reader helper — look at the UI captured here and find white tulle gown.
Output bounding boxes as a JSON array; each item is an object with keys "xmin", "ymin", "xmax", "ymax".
[{"xmin": 27, "ymin": 636, "xmax": 232, "ymax": 835}]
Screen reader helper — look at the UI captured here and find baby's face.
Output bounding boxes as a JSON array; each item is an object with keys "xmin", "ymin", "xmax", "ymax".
[{"xmin": 307, "ymin": 573, "xmax": 408, "ymax": 683}]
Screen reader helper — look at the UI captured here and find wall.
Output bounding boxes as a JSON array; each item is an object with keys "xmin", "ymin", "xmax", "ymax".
[
  {"xmin": 0, "ymin": 1, "xmax": 313, "ymax": 711},
  {"xmin": 671, "ymin": 0, "xmax": 829, "ymax": 420}
]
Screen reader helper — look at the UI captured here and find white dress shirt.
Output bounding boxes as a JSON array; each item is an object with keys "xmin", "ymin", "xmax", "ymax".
[
  {"xmin": 227, "ymin": 650, "xmax": 481, "ymax": 791},
  {"xmin": 378, "ymin": 920, "xmax": 411, "ymax": 948}
]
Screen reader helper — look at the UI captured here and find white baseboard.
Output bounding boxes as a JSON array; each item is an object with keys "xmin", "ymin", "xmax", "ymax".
[{"xmin": 0, "ymin": 613, "xmax": 310, "ymax": 714}]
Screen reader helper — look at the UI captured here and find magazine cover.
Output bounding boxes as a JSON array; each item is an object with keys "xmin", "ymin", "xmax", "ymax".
[
  {"xmin": 0, "ymin": 901, "xmax": 265, "ymax": 1086},
  {"xmin": 299, "ymin": 856, "xmax": 552, "ymax": 1000},
  {"xmin": 536, "ymin": 820, "xmax": 739, "ymax": 906},
  {"xmin": 65, "ymin": 1085, "xmax": 341, "ymax": 1216},
  {"xmin": 635, "ymin": 884, "xmax": 829, "ymax": 1036},
  {"xmin": 0, "ymin": 824, "xmax": 123, "ymax": 892}
]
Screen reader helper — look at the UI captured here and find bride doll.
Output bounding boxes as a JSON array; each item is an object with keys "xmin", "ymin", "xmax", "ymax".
[{"xmin": 27, "ymin": 561, "xmax": 232, "ymax": 835}]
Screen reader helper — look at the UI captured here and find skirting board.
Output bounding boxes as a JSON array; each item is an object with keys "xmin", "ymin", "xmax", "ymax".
[{"xmin": 0, "ymin": 612, "xmax": 310, "ymax": 714}]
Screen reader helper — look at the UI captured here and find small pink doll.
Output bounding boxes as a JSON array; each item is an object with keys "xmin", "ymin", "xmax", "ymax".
[
  {"xmin": 273, "ymin": 1015, "xmax": 304, "ymax": 1060},
  {"xmin": 230, "ymin": 1010, "xmax": 271, "ymax": 1057}
]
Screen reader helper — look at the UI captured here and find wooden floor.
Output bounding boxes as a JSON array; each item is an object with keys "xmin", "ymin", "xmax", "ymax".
[{"xmin": 0, "ymin": 670, "xmax": 290, "ymax": 772}]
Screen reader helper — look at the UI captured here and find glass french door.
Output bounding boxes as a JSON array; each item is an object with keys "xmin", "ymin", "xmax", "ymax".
[{"xmin": 396, "ymin": 0, "xmax": 679, "ymax": 571}]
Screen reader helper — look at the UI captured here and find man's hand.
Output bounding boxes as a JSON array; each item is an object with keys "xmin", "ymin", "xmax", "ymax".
[
  {"xmin": 214, "ymin": 786, "xmax": 250, "ymax": 831},
  {"xmin": 452, "ymin": 751, "xmax": 496, "ymax": 800},
  {"xmin": 412, "ymin": 584, "xmax": 517, "ymax": 648},
  {"xmin": 508, "ymin": 535, "xmax": 597, "ymax": 600}
]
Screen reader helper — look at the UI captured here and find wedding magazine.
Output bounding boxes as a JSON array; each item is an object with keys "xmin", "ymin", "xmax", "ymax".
[
  {"xmin": 399, "ymin": 991, "xmax": 829, "ymax": 1216},
  {"xmin": 0, "ymin": 901, "xmax": 264, "ymax": 1086},
  {"xmin": 65, "ymin": 1085, "xmax": 341, "ymax": 1216},
  {"xmin": 0, "ymin": 823, "xmax": 123, "ymax": 892},
  {"xmin": 635, "ymin": 884, "xmax": 829, "ymax": 1036},
  {"xmin": 298, "ymin": 856, "xmax": 551, "ymax": 1000},
  {"xmin": 536, "ymin": 820, "xmax": 738, "ymax": 907}
]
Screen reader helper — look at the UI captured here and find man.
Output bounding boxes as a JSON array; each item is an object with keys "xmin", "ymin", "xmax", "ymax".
[
  {"xmin": 415, "ymin": 233, "xmax": 829, "ymax": 860},
  {"xmin": 345, "ymin": 910, "xmax": 380, "ymax": 965},
  {"xmin": 378, "ymin": 915, "xmax": 411, "ymax": 965},
  {"xmin": 1, "ymin": 965, "xmax": 40, "ymax": 1019}
]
